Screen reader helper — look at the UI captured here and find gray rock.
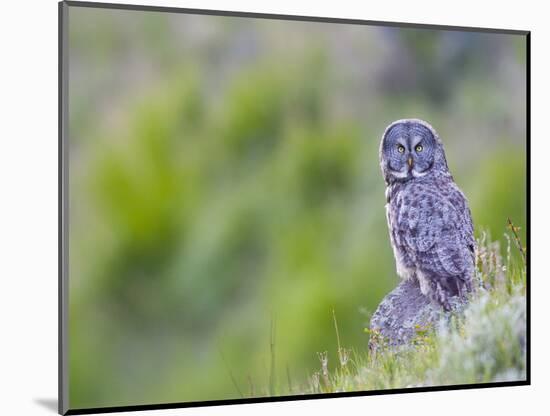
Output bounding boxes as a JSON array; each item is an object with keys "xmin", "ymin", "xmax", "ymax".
[{"xmin": 368, "ymin": 279, "xmax": 444, "ymax": 352}]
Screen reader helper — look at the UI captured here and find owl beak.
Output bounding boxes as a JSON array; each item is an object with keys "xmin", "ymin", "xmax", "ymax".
[{"xmin": 408, "ymin": 157, "xmax": 413, "ymax": 169}]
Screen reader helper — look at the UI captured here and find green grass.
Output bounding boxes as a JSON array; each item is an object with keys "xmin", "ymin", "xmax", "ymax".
[{"xmin": 267, "ymin": 227, "xmax": 527, "ymax": 396}]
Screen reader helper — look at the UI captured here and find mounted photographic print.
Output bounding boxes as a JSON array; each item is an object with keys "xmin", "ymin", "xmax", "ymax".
[{"xmin": 59, "ymin": 1, "xmax": 530, "ymax": 414}]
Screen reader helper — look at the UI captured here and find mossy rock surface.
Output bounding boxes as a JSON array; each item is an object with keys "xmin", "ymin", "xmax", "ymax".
[{"xmin": 369, "ymin": 279, "xmax": 444, "ymax": 351}]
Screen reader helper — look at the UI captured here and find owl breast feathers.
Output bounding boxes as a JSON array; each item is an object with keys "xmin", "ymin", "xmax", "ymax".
[{"xmin": 380, "ymin": 119, "xmax": 475, "ymax": 310}]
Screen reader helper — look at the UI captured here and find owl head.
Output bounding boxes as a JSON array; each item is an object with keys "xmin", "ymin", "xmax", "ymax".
[{"xmin": 379, "ymin": 118, "xmax": 450, "ymax": 185}]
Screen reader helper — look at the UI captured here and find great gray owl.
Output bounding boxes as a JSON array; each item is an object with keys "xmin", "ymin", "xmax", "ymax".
[{"xmin": 379, "ymin": 119, "xmax": 475, "ymax": 311}]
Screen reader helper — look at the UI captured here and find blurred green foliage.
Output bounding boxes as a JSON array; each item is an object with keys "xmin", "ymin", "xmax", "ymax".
[{"xmin": 67, "ymin": 6, "xmax": 527, "ymax": 409}]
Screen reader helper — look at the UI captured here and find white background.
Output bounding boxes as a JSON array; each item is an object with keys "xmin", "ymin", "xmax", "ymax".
[{"xmin": 1, "ymin": 0, "xmax": 547, "ymax": 415}]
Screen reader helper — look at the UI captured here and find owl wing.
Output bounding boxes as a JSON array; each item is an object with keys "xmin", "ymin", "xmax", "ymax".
[{"xmin": 398, "ymin": 183, "xmax": 475, "ymax": 309}]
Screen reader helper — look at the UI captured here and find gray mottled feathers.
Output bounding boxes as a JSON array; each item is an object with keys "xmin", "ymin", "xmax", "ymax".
[
  {"xmin": 386, "ymin": 175, "xmax": 475, "ymax": 310},
  {"xmin": 380, "ymin": 119, "xmax": 476, "ymax": 311}
]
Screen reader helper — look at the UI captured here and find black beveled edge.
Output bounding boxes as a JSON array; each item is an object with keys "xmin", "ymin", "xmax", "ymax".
[
  {"xmin": 63, "ymin": 0, "xmax": 530, "ymax": 35},
  {"xmin": 525, "ymin": 32, "xmax": 531, "ymax": 385},
  {"xmin": 59, "ymin": 1, "xmax": 69, "ymax": 415},
  {"xmin": 58, "ymin": 1, "xmax": 531, "ymax": 415},
  {"xmin": 65, "ymin": 380, "xmax": 530, "ymax": 415}
]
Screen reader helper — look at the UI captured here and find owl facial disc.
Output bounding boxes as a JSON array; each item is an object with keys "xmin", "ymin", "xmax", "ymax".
[{"xmin": 379, "ymin": 118, "xmax": 446, "ymax": 184}]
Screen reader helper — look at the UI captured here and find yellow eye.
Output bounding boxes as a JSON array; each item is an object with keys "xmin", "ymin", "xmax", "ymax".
[
  {"xmin": 397, "ymin": 145, "xmax": 405, "ymax": 153},
  {"xmin": 415, "ymin": 144, "xmax": 423, "ymax": 152}
]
